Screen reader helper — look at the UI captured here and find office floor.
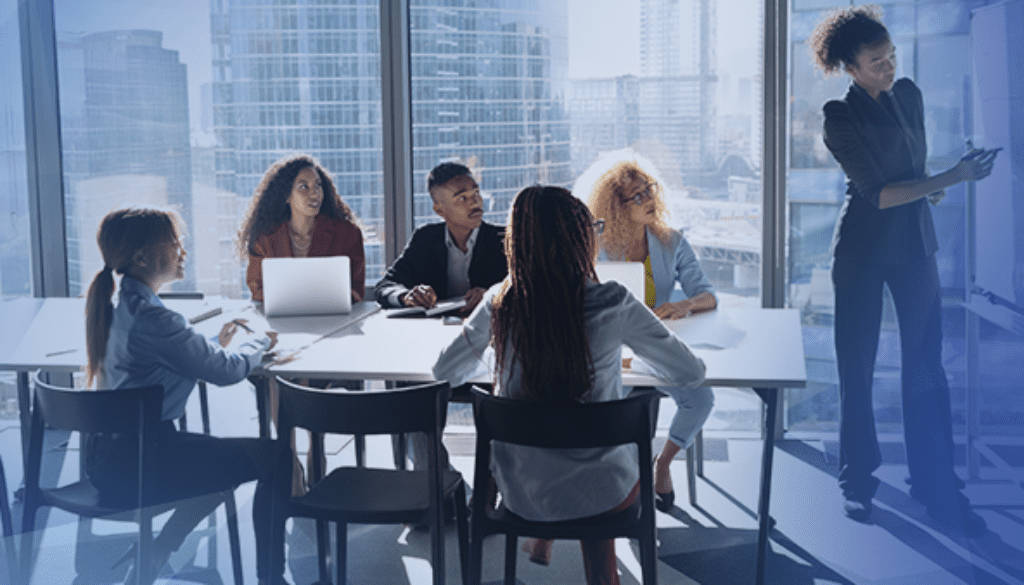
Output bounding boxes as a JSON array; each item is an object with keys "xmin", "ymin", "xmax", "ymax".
[{"xmin": 1, "ymin": 380, "xmax": 1022, "ymax": 585}]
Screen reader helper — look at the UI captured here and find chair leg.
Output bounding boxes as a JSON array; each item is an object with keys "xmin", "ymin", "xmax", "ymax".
[
  {"xmin": 686, "ymin": 444, "xmax": 697, "ymax": 507},
  {"xmin": 503, "ymin": 534, "xmax": 517, "ymax": 585},
  {"xmin": 315, "ymin": 519, "xmax": 330, "ymax": 584},
  {"xmin": 431, "ymin": 516, "xmax": 444, "ymax": 585},
  {"xmin": 640, "ymin": 532, "xmax": 658, "ymax": 585},
  {"xmin": 0, "ymin": 460, "xmax": 17, "ymax": 585},
  {"xmin": 334, "ymin": 522, "xmax": 347, "ymax": 585},
  {"xmin": 223, "ymin": 492, "xmax": 244, "ymax": 585},
  {"xmin": 469, "ymin": 521, "xmax": 485, "ymax": 585},
  {"xmin": 454, "ymin": 485, "xmax": 470, "ymax": 585},
  {"xmin": 18, "ymin": 503, "xmax": 36, "ymax": 585},
  {"xmin": 695, "ymin": 429, "xmax": 704, "ymax": 477}
]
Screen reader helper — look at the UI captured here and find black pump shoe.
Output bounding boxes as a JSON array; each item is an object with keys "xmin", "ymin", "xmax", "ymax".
[{"xmin": 655, "ymin": 489, "xmax": 675, "ymax": 512}]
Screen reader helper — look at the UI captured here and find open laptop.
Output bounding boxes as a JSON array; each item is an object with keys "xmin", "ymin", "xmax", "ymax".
[
  {"xmin": 262, "ymin": 256, "xmax": 352, "ymax": 316},
  {"xmin": 595, "ymin": 261, "xmax": 645, "ymax": 303}
]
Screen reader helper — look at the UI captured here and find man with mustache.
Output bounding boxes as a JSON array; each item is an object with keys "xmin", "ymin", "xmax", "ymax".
[{"xmin": 375, "ymin": 162, "xmax": 508, "ymax": 317}]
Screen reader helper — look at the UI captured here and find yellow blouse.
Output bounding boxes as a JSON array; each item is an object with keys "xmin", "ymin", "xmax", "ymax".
[{"xmin": 643, "ymin": 255, "xmax": 656, "ymax": 309}]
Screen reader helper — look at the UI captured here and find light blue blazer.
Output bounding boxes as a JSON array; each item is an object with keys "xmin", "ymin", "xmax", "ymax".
[{"xmin": 599, "ymin": 226, "xmax": 716, "ymax": 308}]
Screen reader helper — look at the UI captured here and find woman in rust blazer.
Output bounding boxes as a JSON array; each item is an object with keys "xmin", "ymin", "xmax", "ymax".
[{"xmin": 238, "ymin": 153, "xmax": 365, "ymax": 302}]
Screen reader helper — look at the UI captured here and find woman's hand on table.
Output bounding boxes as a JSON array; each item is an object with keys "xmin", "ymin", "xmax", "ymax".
[{"xmin": 654, "ymin": 300, "xmax": 696, "ymax": 320}]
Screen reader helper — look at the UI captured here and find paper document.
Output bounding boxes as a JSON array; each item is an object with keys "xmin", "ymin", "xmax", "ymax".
[{"xmin": 662, "ymin": 310, "xmax": 745, "ymax": 350}]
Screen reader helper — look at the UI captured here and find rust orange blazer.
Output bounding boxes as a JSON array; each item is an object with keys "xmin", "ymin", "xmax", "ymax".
[{"xmin": 246, "ymin": 215, "xmax": 365, "ymax": 302}]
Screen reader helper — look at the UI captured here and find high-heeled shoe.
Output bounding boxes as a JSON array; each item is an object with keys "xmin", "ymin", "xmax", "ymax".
[
  {"xmin": 655, "ymin": 489, "xmax": 675, "ymax": 513},
  {"xmin": 653, "ymin": 457, "xmax": 675, "ymax": 512}
]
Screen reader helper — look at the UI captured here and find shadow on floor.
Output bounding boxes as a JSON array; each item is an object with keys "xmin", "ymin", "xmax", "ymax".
[{"xmin": 780, "ymin": 440, "xmax": 1024, "ymax": 585}]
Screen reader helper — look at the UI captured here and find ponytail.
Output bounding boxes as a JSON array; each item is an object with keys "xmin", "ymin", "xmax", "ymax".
[
  {"xmin": 85, "ymin": 265, "xmax": 115, "ymax": 386},
  {"xmin": 85, "ymin": 207, "xmax": 182, "ymax": 387}
]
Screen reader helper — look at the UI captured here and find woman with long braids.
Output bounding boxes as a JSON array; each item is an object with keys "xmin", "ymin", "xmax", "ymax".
[
  {"xmin": 581, "ymin": 151, "xmax": 717, "ymax": 513},
  {"xmin": 810, "ymin": 6, "xmax": 997, "ymax": 531},
  {"xmin": 433, "ymin": 186, "xmax": 705, "ymax": 584},
  {"xmin": 85, "ymin": 206, "xmax": 291, "ymax": 585},
  {"xmin": 238, "ymin": 153, "xmax": 365, "ymax": 303}
]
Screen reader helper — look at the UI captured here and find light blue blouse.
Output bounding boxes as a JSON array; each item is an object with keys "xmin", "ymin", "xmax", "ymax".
[
  {"xmin": 600, "ymin": 227, "xmax": 716, "ymax": 308},
  {"xmin": 432, "ymin": 279, "xmax": 705, "ymax": 521},
  {"xmin": 101, "ymin": 275, "xmax": 269, "ymax": 421}
]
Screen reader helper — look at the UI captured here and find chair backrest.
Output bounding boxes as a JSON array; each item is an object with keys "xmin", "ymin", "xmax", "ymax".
[
  {"xmin": 470, "ymin": 386, "xmax": 659, "ymax": 450},
  {"xmin": 32, "ymin": 373, "xmax": 164, "ymax": 435},
  {"xmin": 27, "ymin": 371, "xmax": 164, "ymax": 510},
  {"xmin": 275, "ymin": 377, "xmax": 450, "ymax": 438}
]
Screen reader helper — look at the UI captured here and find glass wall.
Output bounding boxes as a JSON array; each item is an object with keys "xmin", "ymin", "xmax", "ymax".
[
  {"xmin": 407, "ymin": 0, "xmax": 766, "ymax": 431},
  {"xmin": 1, "ymin": 0, "xmax": 33, "ymax": 420},
  {"xmin": 1, "ymin": 0, "xmax": 31, "ymax": 300},
  {"xmin": 785, "ymin": 0, "xmax": 1024, "ymax": 439},
  {"xmin": 53, "ymin": 0, "xmax": 386, "ymax": 297}
]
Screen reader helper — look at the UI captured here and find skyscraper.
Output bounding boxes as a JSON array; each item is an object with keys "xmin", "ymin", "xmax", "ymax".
[
  {"xmin": 211, "ymin": 0, "xmax": 570, "ymax": 285},
  {"xmin": 59, "ymin": 30, "xmax": 194, "ymax": 294},
  {"xmin": 638, "ymin": 0, "xmax": 716, "ymax": 182}
]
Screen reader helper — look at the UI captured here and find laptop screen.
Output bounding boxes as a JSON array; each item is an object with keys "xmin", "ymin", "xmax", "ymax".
[
  {"xmin": 262, "ymin": 256, "xmax": 352, "ymax": 316},
  {"xmin": 595, "ymin": 261, "xmax": 645, "ymax": 303}
]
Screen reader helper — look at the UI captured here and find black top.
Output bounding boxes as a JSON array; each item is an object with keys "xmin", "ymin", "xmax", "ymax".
[
  {"xmin": 374, "ymin": 221, "xmax": 508, "ymax": 307},
  {"xmin": 823, "ymin": 78, "xmax": 939, "ymax": 265}
]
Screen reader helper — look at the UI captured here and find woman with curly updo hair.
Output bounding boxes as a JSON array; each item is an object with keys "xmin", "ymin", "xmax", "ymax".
[
  {"xmin": 580, "ymin": 150, "xmax": 716, "ymax": 516},
  {"xmin": 810, "ymin": 5, "xmax": 998, "ymax": 531},
  {"xmin": 238, "ymin": 153, "xmax": 365, "ymax": 302}
]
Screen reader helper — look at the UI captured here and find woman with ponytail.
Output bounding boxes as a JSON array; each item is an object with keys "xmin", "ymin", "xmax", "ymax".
[
  {"xmin": 433, "ymin": 186, "xmax": 706, "ymax": 584},
  {"xmin": 84, "ymin": 206, "xmax": 292, "ymax": 585}
]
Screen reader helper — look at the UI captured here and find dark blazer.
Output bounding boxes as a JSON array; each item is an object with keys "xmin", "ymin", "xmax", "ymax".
[
  {"xmin": 823, "ymin": 78, "xmax": 938, "ymax": 265},
  {"xmin": 374, "ymin": 221, "xmax": 508, "ymax": 308},
  {"xmin": 246, "ymin": 215, "xmax": 365, "ymax": 302}
]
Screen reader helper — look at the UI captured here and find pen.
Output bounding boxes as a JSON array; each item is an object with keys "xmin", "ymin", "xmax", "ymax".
[
  {"xmin": 232, "ymin": 319, "xmax": 254, "ymax": 333},
  {"xmin": 46, "ymin": 349, "xmax": 77, "ymax": 357}
]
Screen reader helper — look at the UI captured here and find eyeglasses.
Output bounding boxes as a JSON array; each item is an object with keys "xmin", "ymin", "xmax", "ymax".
[
  {"xmin": 621, "ymin": 183, "xmax": 656, "ymax": 206},
  {"xmin": 592, "ymin": 219, "xmax": 605, "ymax": 235}
]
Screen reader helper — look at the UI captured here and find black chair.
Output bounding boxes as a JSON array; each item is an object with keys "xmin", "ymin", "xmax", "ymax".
[
  {"xmin": 469, "ymin": 386, "xmax": 661, "ymax": 585},
  {"xmin": 22, "ymin": 372, "xmax": 243, "ymax": 585},
  {"xmin": 275, "ymin": 377, "xmax": 469, "ymax": 585},
  {"xmin": 1, "ymin": 453, "xmax": 16, "ymax": 585}
]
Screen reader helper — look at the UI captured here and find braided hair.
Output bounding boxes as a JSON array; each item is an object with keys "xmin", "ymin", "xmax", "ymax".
[{"xmin": 491, "ymin": 185, "xmax": 598, "ymax": 402}]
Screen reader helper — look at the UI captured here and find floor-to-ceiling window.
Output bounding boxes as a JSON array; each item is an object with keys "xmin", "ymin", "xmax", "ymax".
[
  {"xmin": 407, "ymin": 0, "xmax": 767, "ymax": 432},
  {"xmin": 53, "ymin": 0, "xmax": 386, "ymax": 297},
  {"xmin": 1, "ymin": 0, "xmax": 32, "ymax": 300},
  {"xmin": 1, "ymin": 0, "xmax": 33, "ymax": 420}
]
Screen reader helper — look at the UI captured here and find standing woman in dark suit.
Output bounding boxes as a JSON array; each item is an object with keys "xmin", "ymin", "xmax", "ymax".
[
  {"xmin": 238, "ymin": 153, "xmax": 365, "ymax": 303},
  {"xmin": 810, "ymin": 6, "xmax": 998, "ymax": 531}
]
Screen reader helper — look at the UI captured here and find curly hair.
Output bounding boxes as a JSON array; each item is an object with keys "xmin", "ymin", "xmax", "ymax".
[
  {"xmin": 492, "ymin": 185, "xmax": 597, "ymax": 403},
  {"xmin": 582, "ymin": 154, "xmax": 673, "ymax": 261},
  {"xmin": 808, "ymin": 5, "xmax": 888, "ymax": 75},
  {"xmin": 237, "ymin": 153, "xmax": 356, "ymax": 257}
]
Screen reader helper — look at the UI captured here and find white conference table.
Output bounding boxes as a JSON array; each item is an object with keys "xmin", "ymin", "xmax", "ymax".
[{"xmin": 1, "ymin": 297, "xmax": 806, "ymax": 585}]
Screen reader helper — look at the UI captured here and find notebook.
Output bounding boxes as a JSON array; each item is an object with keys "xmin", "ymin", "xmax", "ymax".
[
  {"xmin": 262, "ymin": 256, "xmax": 352, "ymax": 317},
  {"xmin": 595, "ymin": 261, "xmax": 645, "ymax": 303}
]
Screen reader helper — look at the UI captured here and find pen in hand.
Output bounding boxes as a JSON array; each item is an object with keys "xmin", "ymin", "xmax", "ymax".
[{"xmin": 232, "ymin": 319, "xmax": 254, "ymax": 334}]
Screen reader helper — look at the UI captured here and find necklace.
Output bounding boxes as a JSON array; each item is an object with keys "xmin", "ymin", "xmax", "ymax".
[{"xmin": 289, "ymin": 226, "xmax": 312, "ymax": 251}]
